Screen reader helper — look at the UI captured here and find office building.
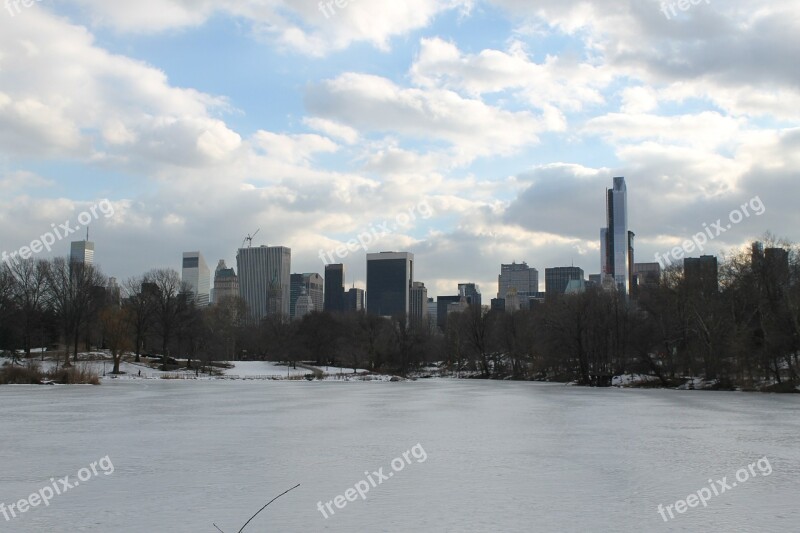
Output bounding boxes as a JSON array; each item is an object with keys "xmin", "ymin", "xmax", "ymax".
[
  {"xmin": 212, "ymin": 260, "xmax": 239, "ymax": 304},
  {"xmin": 436, "ymin": 295, "xmax": 461, "ymax": 328},
  {"xmin": 410, "ymin": 282, "xmax": 429, "ymax": 324},
  {"xmin": 684, "ymin": 255, "xmax": 718, "ymax": 296},
  {"xmin": 427, "ymin": 298, "xmax": 438, "ymax": 325},
  {"xmin": 294, "ymin": 287, "xmax": 314, "ymax": 320},
  {"xmin": 324, "ymin": 264, "xmax": 345, "ymax": 313},
  {"xmin": 505, "ymin": 287, "xmax": 522, "ymax": 313},
  {"xmin": 458, "ymin": 283, "xmax": 482, "ymax": 308},
  {"xmin": 70, "ymin": 239, "xmax": 95, "ymax": 266},
  {"xmin": 291, "ymin": 273, "xmax": 324, "ymax": 319},
  {"xmin": 182, "ymin": 252, "xmax": 211, "ymax": 307},
  {"xmin": 106, "ymin": 277, "xmax": 121, "ymax": 306},
  {"xmin": 237, "ymin": 245, "xmax": 291, "ymax": 321},
  {"xmin": 545, "ymin": 267, "xmax": 585, "ymax": 299},
  {"xmin": 601, "ymin": 176, "xmax": 632, "ymax": 295},
  {"xmin": 753, "ymin": 243, "xmax": 790, "ymax": 287},
  {"xmin": 366, "ymin": 252, "xmax": 413, "ymax": 317},
  {"xmin": 498, "ymin": 262, "xmax": 538, "ymax": 300},
  {"xmin": 633, "ymin": 262, "xmax": 661, "ymax": 296},
  {"xmin": 346, "ymin": 287, "xmax": 365, "ymax": 312}
]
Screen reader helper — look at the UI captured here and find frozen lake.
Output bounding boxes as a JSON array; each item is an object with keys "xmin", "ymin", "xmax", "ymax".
[{"xmin": 0, "ymin": 381, "xmax": 798, "ymax": 532}]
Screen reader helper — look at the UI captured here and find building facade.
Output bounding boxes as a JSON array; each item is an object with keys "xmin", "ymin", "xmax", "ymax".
[
  {"xmin": 212, "ymin": 260, "xmax": 239, "ymax": 304},
  {"xmin": 684, "ymin": 255, "xmax": 718, "ymax": 296},
  {"xmin": 601, "ymin": 176, "xmax": 631, "ymax": 295},
  {"xmin": 436, "ymin": 295, "xmax": 461, "ymax": 328},
  {"xmin": 70, "ymin": 240, "xmax": 95, "ymax": 266},
  {"xmin": 633, "ymin": 262, "xmax": 661, "ymax": 296},
  {"xmin": 182, "ymin": 252, "xmax": 211, "ymax": 307},
  {"xmin": 345, "ymin": 287, "xmax": 365, "ymax": 312},
  {"xmin": 458, "ymin": 283, "xmax": 482, "ymax": 308},
  {"xmin": 294, "ymin": 287, "xmax": 314, "ymax": 320},
  {"xmin": 410, "ymin": 281, "xmax": 429, "ymax": 324},
  {"xmin": 366, "ymin": 252, "xmax": 413, "ymax": 317},
  {"xmin": 498, "ymin": 262, "xmax": 538, "ymax": 300},
  {"xmin": 237, "ymin": 245, "xmax": 291, "ymax": 321},
  {"xmin": 291, "ymin": 273, "xmax": 324, "ymax": 319},
  {"xmin": 324, "ymin": 264, "xmax": 345, "ymax": 313},
  {"xmin": 545, "ymin": 267, "xmax": 585, "ymax": 299}
]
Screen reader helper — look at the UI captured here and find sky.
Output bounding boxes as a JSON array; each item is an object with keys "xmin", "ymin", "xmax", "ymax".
[{"xmin": 0, "ymin": 0, "xmax": 798, "ymax": 298}]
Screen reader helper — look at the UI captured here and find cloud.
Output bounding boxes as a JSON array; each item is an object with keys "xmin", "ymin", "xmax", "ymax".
[
  {"xmin": 410, "ymin": 37, "xmax": 611, "ymax": 112},
  {"xmin": 306, "ymin": 72, "xmax": 544, "ymax": 164},
  {"xmin": 68, "ymin": 0, "xmax": 471, "ymax": 56},
  {"xmin": 0, "ymin": 9, "xmax": 240, "ymax": 167}
]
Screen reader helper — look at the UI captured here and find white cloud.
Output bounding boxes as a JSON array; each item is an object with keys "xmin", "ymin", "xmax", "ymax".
[
  {"xmin": 306, "ymin": 72, "xmax": 544, "ymax": 163},
  {"xmin": 0, "ymin": 9, "xmax": 240, "ymax": 167}
]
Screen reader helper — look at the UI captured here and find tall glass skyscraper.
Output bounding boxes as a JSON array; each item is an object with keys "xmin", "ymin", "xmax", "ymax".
[
  {"xmin": 601, "ymin": 177, "xmax": 631, "ymax": 295},
  {"xmin": 366, "ymin": 252, "xmax": 413, "ymax": 317},
  {"xmin": 70, "ymin": 240, "xmax": 95, "ymax": 266},
  {"xmin": 324, "ymin": 264, "xmax": 345, "ymax": 313}
]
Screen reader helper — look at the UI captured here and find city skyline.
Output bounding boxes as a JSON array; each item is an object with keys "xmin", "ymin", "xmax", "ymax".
[{"xmin": 0, "ymin": 1, "xmax": 795, "ymax": 300}]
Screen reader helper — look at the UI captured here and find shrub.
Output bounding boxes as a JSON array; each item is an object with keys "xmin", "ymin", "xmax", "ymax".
[
  {"xmin": 0, "ymin": 364, "xmax": 44, "ymax": 385},
  {"xmin": 46, "ymin": 366, "xmax": 101, "ymax": 385}
]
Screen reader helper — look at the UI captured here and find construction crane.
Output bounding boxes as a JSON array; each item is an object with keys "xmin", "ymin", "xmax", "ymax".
[{"xmin": 242, "ymin": 228, "xmax": 260, "ymax": 249}]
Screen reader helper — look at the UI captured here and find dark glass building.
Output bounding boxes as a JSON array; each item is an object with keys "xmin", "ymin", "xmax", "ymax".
[
  {"xmin": 366, "ymin": 252, "xmax": 413, "ymax": 317},
  {"xmin": 324, "ymin": 264, "xmax": 345, "ymax": 313},
  {"xmin": 684, "ymin": 255, "xmax": 718, "ymax": 296},
  {"xmin": 545, "ymin": 267, "xmax": 585, "ymax": 300}
]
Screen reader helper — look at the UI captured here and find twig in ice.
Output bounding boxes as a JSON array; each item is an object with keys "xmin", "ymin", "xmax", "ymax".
[{"xmin": 213, "ymin": 484, "xmax": 301, "ymax": 533}]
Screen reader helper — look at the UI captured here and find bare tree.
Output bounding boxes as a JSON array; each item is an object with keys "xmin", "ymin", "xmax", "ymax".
[
  {"xmin": 122, "ymin": 276, "xmax": 156, "ymax": 363},
  {"xmin": 8, "ymin": 258, "xmax": 49, "ymax": 361},
  {"xmin": 144, "ymin": 269, "xmax": 185, "ymax": 369},
  {"xmin": 100, "ymin": 306, "xmax": 132, "ymax": 374},
  {"xmin": 45, "ymin": 258, "xmax": 106, "ymax": 365}
]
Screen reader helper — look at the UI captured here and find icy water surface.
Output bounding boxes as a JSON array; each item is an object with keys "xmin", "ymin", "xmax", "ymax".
[{"xmin": 0, "ymin": 381, "xmax": 798, "ymax": 532}]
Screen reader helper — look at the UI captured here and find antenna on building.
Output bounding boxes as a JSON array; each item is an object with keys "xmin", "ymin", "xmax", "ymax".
[{"xmin": 242, "ymin": 228, "xmax": 261, "ymax": 249}]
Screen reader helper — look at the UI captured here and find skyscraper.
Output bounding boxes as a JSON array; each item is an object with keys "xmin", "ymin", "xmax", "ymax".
[
  {"xmin": 366, "ymin": 252, "xmax": 413, "ymax": 317},
  {"xmin": 410, "ymin": 281, "xmax": 429, "ymax": 324},
  {"xmin": 294, "ymin": 287, "xmax": 314, "ymax": 320},
  {"xmin": 436, "ymin": 295, "xmax": 461, "ymax": 328},
  {"xmin": 324, "ymin": 264, "xmax": 345, "ymax": 313},
  {"xmin": 498, "ymin": 262, "xmax": 538, "ymax": 300},
  {"xmin": 632, "ymin": 262, "xmax": 661, "ymax": 297},
  {"xmin": 545, "ymin": 267, "xmax": 585, "ymax": 299},
  {"xmin": 70, "ymin": 240, "xmax": 95, "ymax": 266},
  {"xmin": 458, "ymin": 283, "xmax": 482, "ymax": 308},
  {"xmin": 212, "ymin": 260, "xmax": 239, "ymax": 304},
  {"xmin": 345, "ymin": 287, "xmax": 365, "ymax": 312},
  {"xmin": 291, "ymin": 273, "xmax": 324, "ymax": 319},
  {"xmin": 601, "ymin": 177, "xmax": 631, "ymax": 295},
  {"xmin": 182, "ymin": 252, "xmax": 211, "ymax": 307},
  {"xmin": 684, "ymin": 255, "xmax": 718, "ymax": 296},
  {"xmin": 237, "ymin": 245, "xmax": 291, "ymax": 321}
]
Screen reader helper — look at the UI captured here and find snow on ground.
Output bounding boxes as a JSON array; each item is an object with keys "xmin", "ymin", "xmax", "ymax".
[
  {"xmin": 612, "ymin": 374, "xmax": 662, "ymax": 387},
  {"xmin": 221, "ymin": 361, "xmax": 310, "ymax": 378}
]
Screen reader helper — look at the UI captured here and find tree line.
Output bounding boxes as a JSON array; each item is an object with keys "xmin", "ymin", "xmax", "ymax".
[{"xmin": 1, "ymin": 237, "xmax": 798, "ymax": 389}]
